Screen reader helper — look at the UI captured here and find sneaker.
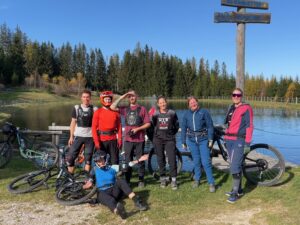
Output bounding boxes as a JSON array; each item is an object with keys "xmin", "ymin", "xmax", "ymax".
[
  {"xmin": 192, "ymin": 181, "xmax": 200, "ymax": 188},
  {"xmin": 171, "ymin": 181, "xmax": 178, "ymax": 190},
  {"xmin": 209, "ymin": 184, "xmax": 216, "ymax": 193},
  {"xmin": 160, "ymin": 178, "xmax": 167, "ymax": 188},
  {"xmin": 133, "ymin": 196, "xmax": 147, "ymax": 211},
  {"xmin": 115, "ymin": 202, "xmax": 127, "ymax": 219},
  {"xmin": 227, "ymin": 194, "xmax": 239, "ymax": 204},
  {"xmin": 138, "ymin": 181, "xmax": 145, "ymax": 188},
  {"xmin": 225, "ymin": 190, "xmax": 244, "ymax": 197}
]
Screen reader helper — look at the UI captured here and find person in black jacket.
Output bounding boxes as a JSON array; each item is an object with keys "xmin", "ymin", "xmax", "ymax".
[{"xmin": 151, "ymin": 96, "xmax": 179, "ymax": 190}]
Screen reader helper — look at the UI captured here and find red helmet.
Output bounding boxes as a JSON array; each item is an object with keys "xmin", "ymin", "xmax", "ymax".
[{"xmin": 100, "ymin": 91, "xmax": 113, "ymax": 107}]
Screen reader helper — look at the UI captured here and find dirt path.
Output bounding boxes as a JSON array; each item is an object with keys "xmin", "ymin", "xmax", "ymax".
[
  {"xmin": 0, "ymin": 200, "xmax": 263, "ymax": 225},
  {"xmin": 0, "ymin": 201, "xmax": 104, "ymax": 225}
]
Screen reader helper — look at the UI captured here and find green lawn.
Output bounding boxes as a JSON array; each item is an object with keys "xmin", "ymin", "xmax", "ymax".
[{"xmin": 0, "ymin": 155, "xmax": 299, "ymax": 225}]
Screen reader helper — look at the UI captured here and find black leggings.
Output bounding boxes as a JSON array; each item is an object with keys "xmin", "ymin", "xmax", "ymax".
[
  {"xmin": 124, "ymin": 141, "xmax": 145, "ymax": 182},
  {"xmin": 66, "ymin": 136, "xmax": 94, "ymax": 166},
  {"xmin": 100, "ymin": 140, "xmax": 119, "ymax": 165},
  {"xmin": 153, "ymin": 138, "xmax": 177, "ymax": 177},
  {"xmin": 97, "ymin": 179, "xmax": 132, "ymax": 211}
]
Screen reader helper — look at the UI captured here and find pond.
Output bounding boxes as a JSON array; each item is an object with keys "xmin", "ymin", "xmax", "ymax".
[{"xmin": 8, "ymin": 101, "xmax": 300, "ymax": 165}]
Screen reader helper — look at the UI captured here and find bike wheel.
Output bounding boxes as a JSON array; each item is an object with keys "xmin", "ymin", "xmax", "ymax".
[
  {"xmin": 147, "ymin": 147, "xmax": 183, "ymax": 180},
  {"xmin": 55, "ymin": 181, "xmax": 97, "ymax": 206},
  {"xmin": 33, "ymin": 142, "xmax": 59, "ymax": 169},
  {"xmin": 0, "ymin": 142, "xmax": 12, "ymax": 168},
  {"xmin": 243, "ymin": 144, "xmax": 285, "ymax": 187},
  {"xmin": 7, "ymin": 169, "xmax": 50, "ymax": 194}
]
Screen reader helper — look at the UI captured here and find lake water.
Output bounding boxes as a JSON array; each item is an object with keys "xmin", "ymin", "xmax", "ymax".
[{"xmin": 8, "ymin": 101, "xmax": 300, "ymax": 165}]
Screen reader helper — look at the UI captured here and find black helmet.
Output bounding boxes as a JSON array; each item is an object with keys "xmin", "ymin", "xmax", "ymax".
[
  {"xmin": 93, "ymin": 150, "xmax": 107, "ymax": 162},
  {"xmin": 1, "ymin": 123, "xmax": 15, "ymax": 135}
]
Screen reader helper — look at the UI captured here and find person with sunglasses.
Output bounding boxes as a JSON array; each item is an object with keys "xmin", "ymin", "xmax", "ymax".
[{"xmin": 224, "ymin": 88, "xmax": 254, "ymax": 203}]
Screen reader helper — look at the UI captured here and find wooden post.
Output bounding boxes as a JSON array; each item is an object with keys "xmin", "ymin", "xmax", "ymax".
[
  {"xmin": 214, "ymin": 0, "xmax": 271, "ymax": 94},
  {"xmin": 236, "ymin": 7, "xmax": 246, "ymax": 91},
  {"xmin": 51, "ymin": 122, "xmax": 60, "ymax": 145}
]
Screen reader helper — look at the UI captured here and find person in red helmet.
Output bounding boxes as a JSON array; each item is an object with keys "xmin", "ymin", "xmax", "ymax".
[{"xmin": 92, "ymin": 91, "xmax": 122, "ymax": 164}]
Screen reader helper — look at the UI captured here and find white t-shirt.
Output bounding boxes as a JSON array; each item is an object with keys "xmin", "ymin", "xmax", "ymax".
[{"xmin": 72, "ymin": 104, "xmax": 98, "ymax": 137}]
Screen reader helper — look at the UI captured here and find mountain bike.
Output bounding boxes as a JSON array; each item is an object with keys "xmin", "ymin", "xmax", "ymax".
[
  {"xmin": 0, "ymin": 122, "xmax": 59, "ymax": 169},
  {"xmin": 55, "ymin": 149, "xmax": 136, "ymax": 206},
  {"xmin": 8, "ymin": 145, "xmax": 97, "ymax": 205},
  {"xmin": 147, "ymin": 125, "xmax": 285, "ymax": 186},
  {"xmin": 211, "ymin": 125, "xmax": 285, "ymax": 186}
]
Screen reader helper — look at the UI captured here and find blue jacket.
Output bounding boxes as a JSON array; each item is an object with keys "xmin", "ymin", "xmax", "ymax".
[
  {"xmin": 181, "ymin": 108, "xmax": 214, "ymax": 144},
  {"xmin": 91, "ymin": 165, "xmax": 116, "ymax": 190}
]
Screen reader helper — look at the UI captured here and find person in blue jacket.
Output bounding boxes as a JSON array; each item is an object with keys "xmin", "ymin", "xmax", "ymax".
[
  {"xmin": 83, "ymin": 150, "xmax": 147, "ymax": 219},
  {"xmin": 181, "ymin": 96, "xmax": 215, "ymax": 192}
]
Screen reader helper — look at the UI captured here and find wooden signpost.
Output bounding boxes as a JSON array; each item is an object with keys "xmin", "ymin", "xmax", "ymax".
[{"xmin": 214, "ymin": 0, "xmax": 271, "ymax": 92}]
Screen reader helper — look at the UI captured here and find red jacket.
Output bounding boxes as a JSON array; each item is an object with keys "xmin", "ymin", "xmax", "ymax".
[
  {"xmin": 92, "ymin": 107, "xmax": 122, "ymax": 149},
  {"xmin": 224, "ymin": 103, "xmax": 254, "ymax": 144}
]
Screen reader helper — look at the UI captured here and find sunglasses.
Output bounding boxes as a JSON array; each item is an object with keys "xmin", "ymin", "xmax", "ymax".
[{"xmin": 232, "ymin": 93, "xmax": 242, "ymax": 97}]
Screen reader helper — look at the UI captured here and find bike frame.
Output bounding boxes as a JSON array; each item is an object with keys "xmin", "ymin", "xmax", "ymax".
[{"xmin": 15, "ymin": 129, "xmax": 45, "ymax": 160}]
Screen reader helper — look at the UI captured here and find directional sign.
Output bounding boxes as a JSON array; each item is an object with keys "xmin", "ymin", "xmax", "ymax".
[
  {"xmin": 214, "ymin": 12, "xmax": 271, "ymax": 23},
  {"xmin": 221, "ymin": 0, "xmax": 269, "ymax": 9}
]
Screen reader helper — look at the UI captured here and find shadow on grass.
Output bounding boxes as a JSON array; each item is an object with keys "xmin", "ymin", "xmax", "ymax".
[{"xmin": 125, "ymin": 189, "xmax": 150, "ymax": 218}]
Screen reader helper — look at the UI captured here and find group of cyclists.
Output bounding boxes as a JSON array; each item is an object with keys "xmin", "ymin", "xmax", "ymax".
[{"xmin": 65, "ymin": 87, "xmax": 253, "ymax": 219}]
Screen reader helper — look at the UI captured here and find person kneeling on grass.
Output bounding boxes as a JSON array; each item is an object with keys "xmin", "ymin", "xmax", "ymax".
[{"xmin": 83, "ymin": 150, "xmax": 148, "ymax": 219}]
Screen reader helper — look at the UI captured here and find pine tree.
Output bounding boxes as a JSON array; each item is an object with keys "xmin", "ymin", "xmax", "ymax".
[
  {"xmin": 107, "ymin": 54, "xmax": 120, "ymax": 93},
  {"xmin": 9, "ymin": 26, "xmax": 27, "ymax": 85},
  {"xmin": 86, "ymin": 49, "xmax": 96, "ymax": 90},
  {"xmin": 72, "ymin": 43, "xmax": 87, "ymax": 75},
  {"xmin": 24, "ymin": 41, "xmax": 40, "ymax": 87},
  {"xmin": 38, "ymin": 42, "xmax": 54, "ymax": 77},
  {"xmin": 58, "ymin": 42, "xmax": 73, "ymax": 79},
  {"xmin": 95, "ymin": 48, "xmax": 107, "ymax": 91}
]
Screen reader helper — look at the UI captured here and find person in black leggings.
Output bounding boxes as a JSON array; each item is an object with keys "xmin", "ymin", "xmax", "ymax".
[{"xmin": 151, "ymin": 96, "xmax": 179, "ymax": 190}]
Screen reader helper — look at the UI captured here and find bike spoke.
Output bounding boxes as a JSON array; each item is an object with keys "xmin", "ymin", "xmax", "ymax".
[{"xmin": 243, "ymin": 144, "xmax": 285, "ymax": 186}]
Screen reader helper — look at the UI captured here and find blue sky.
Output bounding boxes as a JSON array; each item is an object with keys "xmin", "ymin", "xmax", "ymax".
[{"xmin": 0, "ymin": 0, "xmax": 299, "ymax": 79}]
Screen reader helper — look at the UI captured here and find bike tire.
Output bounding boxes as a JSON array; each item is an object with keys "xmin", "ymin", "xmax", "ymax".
[
  {"xmin": 243, "ymin": 143, "xmax": 285, "ymax": 187},
  {"xmin": 147, "ymin": 147, "xmax": 183, "ymax": 180},
  {"xmin": 7, "ymin": 169, "xmax": 51, "ymax": 194},
  {"xmin": 0, "ymin": 142, "xmax": 12, "ymax": 168},
  {"xmin": 33, "ymin": 142, "xmax": 59, "ymax": 169},
  {"xmin": 55, "ymin": 181, "xmax": 97, "ymax": 206}
]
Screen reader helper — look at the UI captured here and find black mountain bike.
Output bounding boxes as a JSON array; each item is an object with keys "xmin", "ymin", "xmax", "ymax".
[
  {"xmin": 147, "ymin": 125, "xmax": 285, "ymax": 186},
  {"xmin": 55, "ymin": 145, "xmax": 97, "ymax": 206},
  {"xmin": 210, "ymin": 125, "xmax": 285, "ymax": 186},
  {"xmin": 8, "ymin": 145, "xmax": 97, "ymax": 205},
  {"xmin": 0, "ymin": 122, "xmax": 58, "ymax": 169}
]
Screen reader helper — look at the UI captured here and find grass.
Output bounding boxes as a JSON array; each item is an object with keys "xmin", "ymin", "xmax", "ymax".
[{"xmin": 0, "ymin": 155, "xmax": 299, "ymax": 225}]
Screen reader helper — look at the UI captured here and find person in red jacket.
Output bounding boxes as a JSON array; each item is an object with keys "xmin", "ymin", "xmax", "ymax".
[
  {"xmin": 92, "ymin": 91, "xmax": 122, "ymax": 164},
  {"xmin": 224, "ymin": 87, "xmax": 254, "ymax": 203}
]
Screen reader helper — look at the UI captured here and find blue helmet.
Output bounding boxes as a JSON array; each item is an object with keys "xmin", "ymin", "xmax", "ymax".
[{"xmin": 93, "ymin": 150, "xmax": 107, "ymax": 162}]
